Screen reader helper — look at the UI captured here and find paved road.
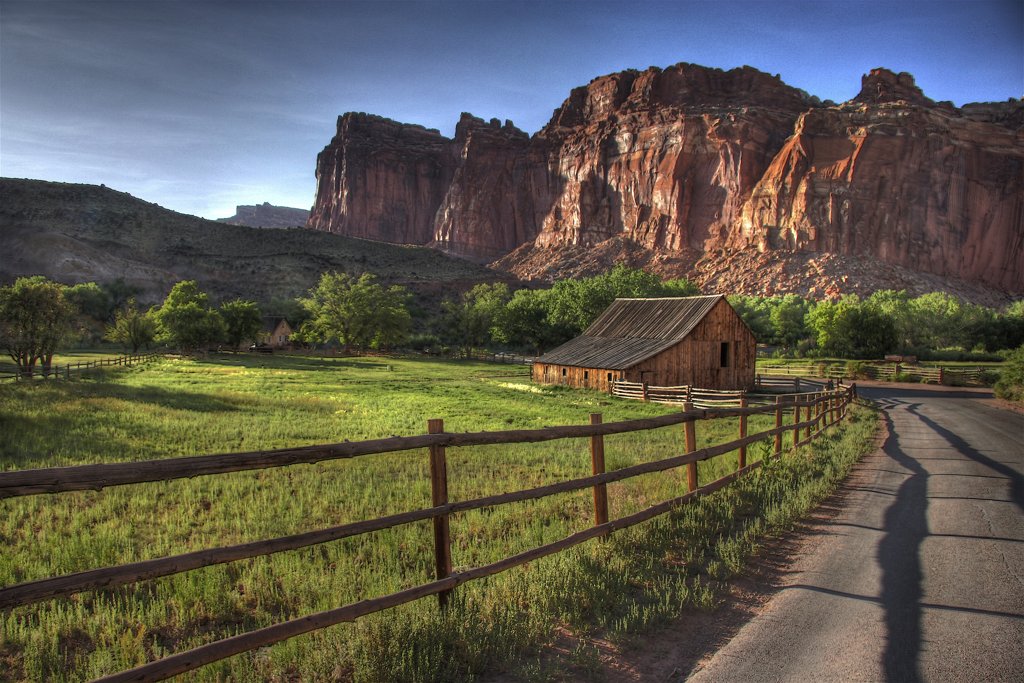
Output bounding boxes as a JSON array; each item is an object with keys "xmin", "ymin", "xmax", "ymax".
[{"xmin": 688, "ymin": 385, "xmax": 1024, "ymax": 683}]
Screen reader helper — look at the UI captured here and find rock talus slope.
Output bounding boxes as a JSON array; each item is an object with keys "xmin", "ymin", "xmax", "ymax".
[{"xmin": 308, "ymin": 64, "xmax": 1024, "ymax": 296}]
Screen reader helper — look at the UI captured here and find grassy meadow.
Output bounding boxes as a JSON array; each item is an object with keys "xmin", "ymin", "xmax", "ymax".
[{"xmin": 0, "ymin": 354, "xmax": 876, "ymax": 681}]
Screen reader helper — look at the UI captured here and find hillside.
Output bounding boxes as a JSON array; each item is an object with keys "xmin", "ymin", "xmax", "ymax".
[{"xmin": 0, "ymin": 178, "xmax": 500, "ymax": 303}]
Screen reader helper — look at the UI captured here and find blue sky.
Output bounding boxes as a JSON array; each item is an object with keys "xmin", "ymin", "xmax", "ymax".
[{"xmin": 1, "ymin": 0, "xmax": 1021, "ymax": 219}]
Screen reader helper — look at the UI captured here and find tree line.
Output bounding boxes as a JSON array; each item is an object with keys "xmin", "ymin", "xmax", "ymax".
[{"xmin": 2, "ymin": 268, "xmax": 1023, "ymax": 378}]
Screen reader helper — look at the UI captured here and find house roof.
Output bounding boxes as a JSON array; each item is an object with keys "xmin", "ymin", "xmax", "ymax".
[
  {"xmin": 537, "ymin": 295, "xmax": 724, "ymax": 370},
  {"xmin": 261, "ymin": 316, "xmax": 290, "ymax": 333}
]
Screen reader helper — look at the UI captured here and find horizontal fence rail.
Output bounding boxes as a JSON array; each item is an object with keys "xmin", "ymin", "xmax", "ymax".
[
  {"xmin": 4, "ymin": 352, "xmax": 161, "ymax": 381},
  {"xmin": 611, "ymin": 380, "xmax": 749, "ymax": 409},
  {"xmin": 0, "ymin": 386, "xmax": 857, "ymax": 681},
  {"xmin": 757, "ymin": 362, "xmax": 989, "ymax": 386}
]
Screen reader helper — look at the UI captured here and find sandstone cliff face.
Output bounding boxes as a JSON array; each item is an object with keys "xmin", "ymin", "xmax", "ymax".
[
  {"xmin": 431, "ymin": 114, "xmax": 552, "ymax": 259},
  {"xmin": 308, "ymin": 64, "xmax": 1024, "ymax": 294},
  {"xmin": 308, "ymin": 113, "xmax": 454, "ymax": 244},
  {"xmin": 733, "ymin": 69, "xmax": 1024, "ymax": 291},
  {"xmin": 533, "ymin": 65, "xmax": 809, "ymax": 253}
]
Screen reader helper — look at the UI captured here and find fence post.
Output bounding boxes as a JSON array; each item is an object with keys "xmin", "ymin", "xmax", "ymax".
[
  {"xmin": 792, "ymin": 395, "xmax": 801, "ymax": 448},
  {"xmin": 642, "ymin": 383, "xmax": 649, "ymax": 402},
  {"xmin": 590, "ymin": 414, "xmax": 609, "ymax": 527},
  {"xmin": 427, "ymin": 418, "xmax": 452, "ymax": 609},
  {"xmin": 805, "ymin": 395, "xmax": 813, "ymax": 441},
  {"xmin": 774, "ymin": 395, "xmax": 783, "ymax": 457},
  {"xmin": 683, "ymin": 401, "xmax": 697, "ymax": 491},
  {"xmin": 794, "ymin": 377, "xmax": 801, "ymax": 393},
  {"xmin": 738, "ymin": 397, "xmax": 747, "ymax": 469}
]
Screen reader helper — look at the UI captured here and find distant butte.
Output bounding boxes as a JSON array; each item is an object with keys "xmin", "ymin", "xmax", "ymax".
[
  {"xmin": 217, "ymin": 202, "xmax": 310, "ymax": 229},
  {"xmin": 307, "ymin": 63, "xmax": 1024, "ymax": 299}
]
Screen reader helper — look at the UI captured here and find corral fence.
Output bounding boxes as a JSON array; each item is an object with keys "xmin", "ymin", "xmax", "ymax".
[
  {"xmin": 757, "ymin": 362, "xmax": 989, "ymax": 386},
  {"xmin": 0, "ymin": 384, "xmax": 857, "ymax": 682},
  {"xmin": 1, "ymin": 352, "xmax": 161, "ymax": 382},
  {"xmin": 466, "ymin": 350, "xmax": 536, "ymax": 365},
  {"xmin": 610, "ymin": 380, "xmax": 749, "ymax": 409}
]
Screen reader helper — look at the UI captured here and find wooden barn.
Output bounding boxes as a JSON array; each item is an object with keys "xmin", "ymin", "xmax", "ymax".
[{"xmin": 533, "ymin": 295, "xmax": 756, "ymax": 391}]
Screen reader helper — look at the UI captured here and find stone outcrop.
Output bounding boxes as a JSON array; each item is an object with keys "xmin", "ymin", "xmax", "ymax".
[
  {"xmin": 217, "ymin": 202, "xmax": 309, "ymax": 228},
  {"xmin": 308, "ymin": 64, "xmax": 1024, "ymax": 294},
  {"xmin": 732, "ymin": 69, "xmax": 1024, "ymax": 292}
]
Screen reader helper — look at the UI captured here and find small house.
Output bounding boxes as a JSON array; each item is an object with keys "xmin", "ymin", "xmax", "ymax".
[
  {"xmin": 533, "ymin": 295, "xmax": 756, "ymax": 391},
  {"xmin": 260, "ymin": 316, "xmax": 293, "ymax": 349}
]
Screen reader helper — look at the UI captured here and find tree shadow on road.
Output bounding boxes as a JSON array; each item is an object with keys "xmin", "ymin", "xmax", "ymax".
[{"xmin": 876, "ymin": 406, "xmax": 928, "ymax": 683}]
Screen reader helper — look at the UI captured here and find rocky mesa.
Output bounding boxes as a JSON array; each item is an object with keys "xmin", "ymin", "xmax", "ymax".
[{"xmin": 307, "ymin": 63, "xmax": 1024, "ymax": 297}]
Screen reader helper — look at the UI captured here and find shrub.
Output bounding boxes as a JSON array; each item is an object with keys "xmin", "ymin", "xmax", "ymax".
[
  {"xmin": 994, "ymin": 345, "xmax": 1024, "ymax": 402},
  {"xmin": 845, "ymin": 360, "xmax": 867, "ymax": 379}
]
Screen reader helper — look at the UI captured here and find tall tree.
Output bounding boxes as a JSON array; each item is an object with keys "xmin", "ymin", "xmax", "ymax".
[
  {"xmin": 300, "ymin": 272, "xmax": 410, "ymax": 353},
  {"xmin": 768, "ymin": 294, "xmax": 811, "ymax": 349},
  {"xmin": 220, "ymin": 300, "xmax": 263, "ymax": 350},
  {"xmin": 153, "ymin": 281, "xmax": 225, "ymax": 353},
  {"xmin": 0, "ymin": 276, "xmax": 75, "ymax": 377},
  {"xmin": 105, "ymin": 298, "xmax": 156, "ymax": 353},
  {"xmin": 440, "ymin": 283, "xmax": 510, "ymax": 357},
  {"xmin": 492, "ymin": 288, "xmax": 572, "ymax": 355},
  {"xmin": 807, "ymin": 296, "xmax": 897, "ymax": 359}
]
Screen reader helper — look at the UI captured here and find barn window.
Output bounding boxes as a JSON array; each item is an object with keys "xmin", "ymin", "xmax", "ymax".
[
  {"xmin": 720, "ymin": 342, "xmax": 730, "ymax": 368},
  {"xmin": 562, "ymin": 368, "xmax": 567, "ymax": 377},
  {"xmin": 584, "ymin": 371, "xmax": 589, "ymax": 381},
  {"xmin": 607, "ymin": 372, "xmax": 612, "ymax": 382}
]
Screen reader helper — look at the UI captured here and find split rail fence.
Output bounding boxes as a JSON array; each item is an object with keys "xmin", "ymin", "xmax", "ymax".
[
  {"xmin": 610, "ymin": 380, "xmax": 748, "ymax": 408},
  {"xmin": 1, "ymin": 352, "xmax": 161, "ymax": 382},
  {"xmin": 0, "ymin": 385, "xmax": 856, "ymax": 682},
  {"xmin": 757, "ymin": 362, "xmax": 988, "ymax": 385}
]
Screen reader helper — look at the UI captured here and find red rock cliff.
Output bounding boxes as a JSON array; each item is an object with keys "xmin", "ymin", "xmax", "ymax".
[
  {"xmin": 733, "ymin": 69, "xmax": 1024, "ymax": 291},
  {"xmin": 308, "ymin": 64, "xmax": 1024, "ymax": 293}
]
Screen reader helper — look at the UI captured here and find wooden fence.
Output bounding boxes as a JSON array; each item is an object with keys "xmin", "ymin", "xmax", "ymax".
[
  {"xmin": 466, "ymin": 350, "xmax": 536, "ymax": 365},
  {"xmin": 758, "ymin": 362, "xmax": 988, "ymax": 386},
  {"xmin": 1, "ymin": 352, "xmax": 161, "ymax": 382},
  {"xmin": 0, "ymin": 385, "xmax": 856, "ymax": 682},
  {"xmin": 610, "ymin": 380, "xmax": 747, "ymax": 408}
]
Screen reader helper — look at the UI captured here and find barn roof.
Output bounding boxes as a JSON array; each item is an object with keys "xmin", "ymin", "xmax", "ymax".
[{"xmin": 537, "ymin": 295, "xmax": 724, "ymax": 370}]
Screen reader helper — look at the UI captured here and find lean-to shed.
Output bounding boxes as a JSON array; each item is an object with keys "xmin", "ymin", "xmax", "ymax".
[{"xmin": 533, "ymin": 295, "xmax": 756, "ymax": 391}]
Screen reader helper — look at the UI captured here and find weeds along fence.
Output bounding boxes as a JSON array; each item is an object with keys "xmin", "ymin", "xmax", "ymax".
[
  {"xmin": 0, "ymin": 385, "xmax": 856, "ymax": 682},
  {"xmin": 1, "ymin": 352, "xmax": 161, "ymax": 382}
]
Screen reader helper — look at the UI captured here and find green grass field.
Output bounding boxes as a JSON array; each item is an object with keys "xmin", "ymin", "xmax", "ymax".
[{"xmin": 0, "ymin": 354, "xmax": 876, "ymax": 681}]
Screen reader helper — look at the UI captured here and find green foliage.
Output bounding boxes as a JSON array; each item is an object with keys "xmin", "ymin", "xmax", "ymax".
[
  {"xmin": 492, "ymin": 288, "xmax": 572, "ymax": 355},
  {"xmin": 439, "ymin": 283, "xmax": 510, "ymax": 356},
  {"xmin": 548, "ymin": 264, "xmax": 700, "ymax": 337},
  {"xmin": 219, "ymin": 299, "xmax": 263, "ymax": 350},
  {"xmin": 768, "ymin": 294, "xmax": 811, "ymax": 349},
  {"xmin": 807, "ymin": 296, "xmax": 897, "ymax": 359},
  {"xmin": 100, "ymin": 278, "xmax": 142, "ymax": 322},
  {"xmin": 64, "ymin": 282, "xmax": 110, "ymax": 343},
  {"xmin": 994, "ymin": 345, "xmax": 1024, "ymax": 402},
  {"xmin": 105, "ymin": 299, "xmax": 157, "ymax": 353},
  {"xmin": 0, "ymin": 276, "xmax": 75, "ymax": 376},
  {"xmin": 152, "ymin": 281, "xmax": 225, "ymax": 352},
  {"xmin": 728, "ymin": 295, "xmax": 774, "ymax": 342},
  {"xmin": 299, "ymin": 272, "xmax": 411, "ymax": 352}
]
